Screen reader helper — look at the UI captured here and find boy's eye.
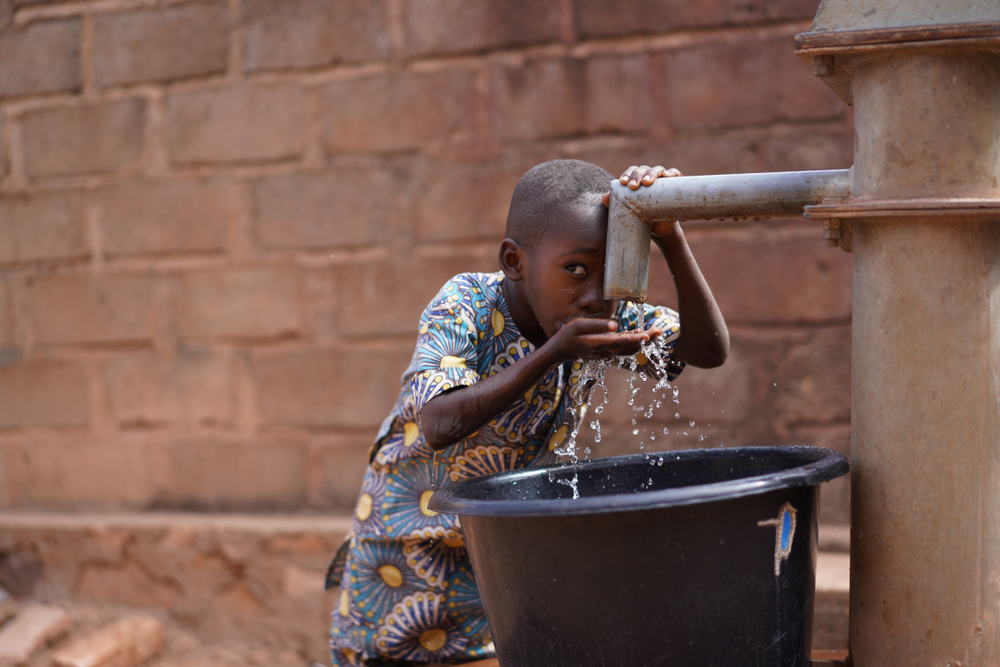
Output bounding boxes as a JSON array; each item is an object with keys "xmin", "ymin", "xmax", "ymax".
[{"xmin": 566, "ymin": 264, "xmax": 587, "ymax": 276}]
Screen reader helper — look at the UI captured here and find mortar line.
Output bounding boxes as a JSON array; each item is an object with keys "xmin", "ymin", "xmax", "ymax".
[
  {"xmin": 225, "ymin": 0, "xmax": 243, "ymax": 82},
  {"xmin": 13, "ymin": 0, "xmax": 155, "ymax": 26},
  {"xmin": 78, "ymin": 12, "xmax": 98, "ymax": 98}
]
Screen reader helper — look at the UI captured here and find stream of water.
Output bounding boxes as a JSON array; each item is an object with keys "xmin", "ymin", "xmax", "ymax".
[{"xmin": 549, "ymin": 318, "xmax": 706, "ymax": 498}]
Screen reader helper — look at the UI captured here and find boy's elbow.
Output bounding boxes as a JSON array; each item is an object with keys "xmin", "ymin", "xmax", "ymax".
[
  {"xmin": 423, "ymin": 430, "xmax": 453, "ymax": 451},
  {"xmin": 418, "ymin": 401, "xmax": 457, "ymax": 451},
  {"xmin": 698, "ymin": 346, "xmax": 728, "ymax": 369},
  {"xmin": 419, "ymin": 416, "xmax": 447, "ymax": 451},
  {"xmin": 674, "ymin": 334, "xmax": 729, "ymax": 369}
]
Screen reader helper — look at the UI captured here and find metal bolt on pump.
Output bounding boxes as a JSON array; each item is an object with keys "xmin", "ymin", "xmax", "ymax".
[{"xmin": 605, "ymin": 1, "xmax": 1000, "ymax": 664}]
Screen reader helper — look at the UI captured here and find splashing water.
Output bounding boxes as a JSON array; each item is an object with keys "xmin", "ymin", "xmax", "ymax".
[
  {"xmin": 550, "ymin": 325, "xmax": 683, "ymax": 495},
  {"xmin": 556, "ymin": 473, "xmax": 580, "ymax": 499}
]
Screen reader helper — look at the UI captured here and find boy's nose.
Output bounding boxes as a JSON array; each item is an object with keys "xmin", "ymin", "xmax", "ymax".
[{"xmin": 578, "ymin": 282, "xmax": 607, "ymax": 313}]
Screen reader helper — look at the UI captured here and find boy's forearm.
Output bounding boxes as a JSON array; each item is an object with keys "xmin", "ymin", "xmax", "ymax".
[
  {"xmin": 653, "ymin": 226, "xmax": 729, "ymax": 368},
  {"xmin": 419, "ymin": 346, "xmax": 561, "ymax": 451}
]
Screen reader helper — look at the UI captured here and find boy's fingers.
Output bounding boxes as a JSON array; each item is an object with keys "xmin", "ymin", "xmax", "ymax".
[
  {"xmin": 620, "ymin": 166, "xmax": 639, "ymax": 183},
  {"xmin": 602, "ymin": 191, "xmax": 611, "ymax": 208},
  {"xmin": 567, "ymin": 318, "xmax": 618, "ymax": 335},
  {"xmin": 662, "ymin": 167, "xmax": 682, "ymax": 178},
  {"xmin": 579, "ymin": 331, "xmax": 650, "ymax": 349}
]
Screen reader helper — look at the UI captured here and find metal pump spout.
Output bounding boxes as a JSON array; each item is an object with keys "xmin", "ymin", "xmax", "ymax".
[{"xmin": 603, "ymin": 169, "xmax": 851, "ymax": 301}]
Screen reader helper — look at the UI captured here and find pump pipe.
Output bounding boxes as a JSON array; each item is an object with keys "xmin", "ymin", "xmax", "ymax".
[{"xmin": 604, "ymin": 169, "xmax": 851, "ymax": 301}]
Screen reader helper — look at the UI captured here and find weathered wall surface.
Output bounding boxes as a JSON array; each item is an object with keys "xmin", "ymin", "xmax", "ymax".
[{"xmin": 0, "ymin": 0, "xmax": 853, "ymax": 521}]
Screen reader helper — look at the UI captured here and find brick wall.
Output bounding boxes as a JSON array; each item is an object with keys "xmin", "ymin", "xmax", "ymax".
[{"xmin": 0, "ymin": 0, "xmax": 853, "ymax": 522}]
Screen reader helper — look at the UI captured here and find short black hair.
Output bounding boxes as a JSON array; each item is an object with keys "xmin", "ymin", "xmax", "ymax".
[{"xmin": 505, "ymin": 159, "xmax": 612, "ymax": 251}]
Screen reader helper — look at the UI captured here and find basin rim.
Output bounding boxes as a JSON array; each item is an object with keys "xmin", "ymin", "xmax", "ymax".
[{"xmin": 429, "ymin": 445, "xmax": 849, "ymax": 517}]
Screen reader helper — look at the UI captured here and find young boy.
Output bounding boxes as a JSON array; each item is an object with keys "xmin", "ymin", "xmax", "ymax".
[{"xmin": 326, "ymin": 160, "xmax": 729, "ymax": 667}]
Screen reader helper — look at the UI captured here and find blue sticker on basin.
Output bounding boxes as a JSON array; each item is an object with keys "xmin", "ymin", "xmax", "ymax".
[{"xmin": 758, "ymin": 502, "xmax": 797, "ymax": 576}]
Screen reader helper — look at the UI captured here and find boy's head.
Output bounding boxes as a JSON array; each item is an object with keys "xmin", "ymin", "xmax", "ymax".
[
  {"xmin": 504, "ymin": 159, "xmax": 613, "ymax": 253},
  {"xmin": 499, "ymin": 160, "xmax": 617, "ymax": 343}
]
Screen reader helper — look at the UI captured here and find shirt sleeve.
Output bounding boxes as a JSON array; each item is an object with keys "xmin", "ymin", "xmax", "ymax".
[
  {"xmin": 616, "ymin": 300, "xmax": 685, "ymax": 381},
  {"xmin": 408, "ymin": 276, "xmax": 483, "ymax": 415}
]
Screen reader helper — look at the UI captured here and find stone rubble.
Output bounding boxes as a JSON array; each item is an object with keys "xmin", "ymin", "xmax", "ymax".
[
  {"xmin": 52, "ymin": 617, "xmax": 164, "ymax": 667},
  {"xmin": 0, "ymin": 604, "xmax": 72, "ymax": 666}
]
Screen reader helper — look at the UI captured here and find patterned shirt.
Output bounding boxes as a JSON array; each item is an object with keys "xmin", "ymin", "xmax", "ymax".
[{"xmin": 327, "ymin": 272, "xmax": 681, "ymax": 666}]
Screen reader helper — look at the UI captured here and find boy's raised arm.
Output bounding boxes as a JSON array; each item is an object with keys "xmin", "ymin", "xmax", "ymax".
[
  {"xmin": 612, "ymin": 165, "xmax": 730, "ymax": 369},
  {"xmin": 420, "ymin": 319, "xmax": 655, "ymax": 450},
  {"xmin": 653, "ymin": 222, "xmax": 728, "ymax": 368}
]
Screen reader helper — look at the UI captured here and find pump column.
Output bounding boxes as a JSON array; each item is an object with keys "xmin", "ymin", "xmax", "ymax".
[{"xmin": 809, "ymin": 49, "xmax": 1000, "ymax": 665}]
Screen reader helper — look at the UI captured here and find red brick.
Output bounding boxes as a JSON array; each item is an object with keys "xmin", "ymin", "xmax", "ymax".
[
  {"xmin": 0, "ymin": 192, "xmax": 88, "ymax": 264},
  {"xmin": 148, "ymin": 438, "xmax": 307, "ymax": 510},
  {"xmin": 174, "ymin": 266, "xmax": 300, "ymax": 340},
  {"xmin": 167, "ymin": 83, "xmax": 305, "ymax": 164},
  {"xmin": 306, "ymin": 435, "xmax": 370, "ymax": 509},
  {"xmin": 0, "ymin": 360, "xmax": 89, "ymax": 427},
  {"xmin": 242, "ymin": 0, "xmax": 390, "ymax": 71},
  {"xmin": 104, "ymin": 350, "xmax": 236, "ymax": 427},
  {"xmin": 9, "ymin": 439, "xmax": 151, "ymax": 508},
  {"xmin": 401, "ymin": 155, "xmax": 546, "ymax": 242},
  {"xmin": 584, "ymin": 55, "xmax": 653, "ymax": 135},
  {"xmin": 772, "ymin": 327, "xmax": 852, "ymax": 427},
  {"xmin": 30, "ymin": 274, "xmax": 157, "ymax": 345},
  {"xmin": 320, "ymin": 69, "xmax": 476, "ymax": 155},
  {"xmin": 251, "ymin": 168, "xmax": 390, "ymax": 250},
  {"xmin": 491, "ymin": 57, "xmax": 586, "ymax": 141},
  {"xmin": 489, "ymin": 53, "xmax": 653, "ymax": 142},
  {"xmin": 762, "ymin": 126, "xmax": 854, "ymax": 172},
  {"xmin": 646, "ymin": 225, "xmax": 852, "ymax": 325},
  {"xmin": 568, "ymin": 133, "xmax": 769, "ymax": 180},
  {"xmin": 0, "ymin": 19, "xmax": 79, "ymax": 99},
  {"xmin": 22, "ymin": 98, "xmax": 146, "ymax": 177},
  {"xmin": 100, "ymin": 179, "xmax": 236, "ymax": 256},
  {"xmin": 664, "ymin": 35, "xmax": 842, "ymax": 130},
  {"xmin": 94, "ymin": 4, "xmax": 229, "ymax": 87},
  {"xmin": 329, "ymin": 254, "xmax": 496, "ymax": 338},
  {"xmin": 255, "ymin": 343, "xmax": 413, "ymax": 428},
  {"xmin": 573, "ymin": 0, "xmax": 819, "ymax": 39},
  {"xmin": 405, "ymin": 0, "xmax": 563, "ymax": 56}
]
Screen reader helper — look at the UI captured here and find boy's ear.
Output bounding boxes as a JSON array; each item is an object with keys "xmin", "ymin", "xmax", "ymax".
[{"xmin": 499, "ymin": 239, "xmax": 526, "ymax": 281}]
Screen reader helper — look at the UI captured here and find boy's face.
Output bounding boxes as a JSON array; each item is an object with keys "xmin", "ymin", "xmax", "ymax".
[{"xmin": 520, "ymin": 200, "xmax": 617, "ymax": 340}]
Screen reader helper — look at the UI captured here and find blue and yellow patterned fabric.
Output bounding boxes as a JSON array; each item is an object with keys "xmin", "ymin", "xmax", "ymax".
[{"xmin": 328, "ymin": 272, "xmax": 681, "ymax": 666}]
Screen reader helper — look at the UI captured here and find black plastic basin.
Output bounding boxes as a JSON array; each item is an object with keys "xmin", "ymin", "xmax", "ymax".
[{"xmin": 429, "ymin": 446, "xmax": 849, "ymax": 667}]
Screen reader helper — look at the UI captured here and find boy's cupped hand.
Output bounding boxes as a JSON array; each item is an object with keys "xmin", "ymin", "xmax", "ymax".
[
  {"xmin": 601, "ymin": 165, "xmax": 683, "ymax": 207},
  {"xmin": 547, "ymin": 318, "xmax": 662, "ymax": 363}
]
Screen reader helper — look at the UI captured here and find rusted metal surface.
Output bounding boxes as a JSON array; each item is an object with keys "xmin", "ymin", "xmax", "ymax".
[
  {"xmin": 807, "ymin": 199, "xmax": 1000, "ymax": 218},
  {"xmin": 604, "ymin": 170, "xmax": 850, "ymax": 300},
  {"xmin": 851, "ymin": 219, "xmax": 1000, "ymax": 667},
  {"xmin": 807, "ymin": 0, "xmax": 999, "ymax": 34},
  {"xmin": 796, "ymin": 21, "xmax": 1000, "ymax": 51},
  {"xmin": 795, "ymin": 0, "xmax": 1000, "ymax": 105}
]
